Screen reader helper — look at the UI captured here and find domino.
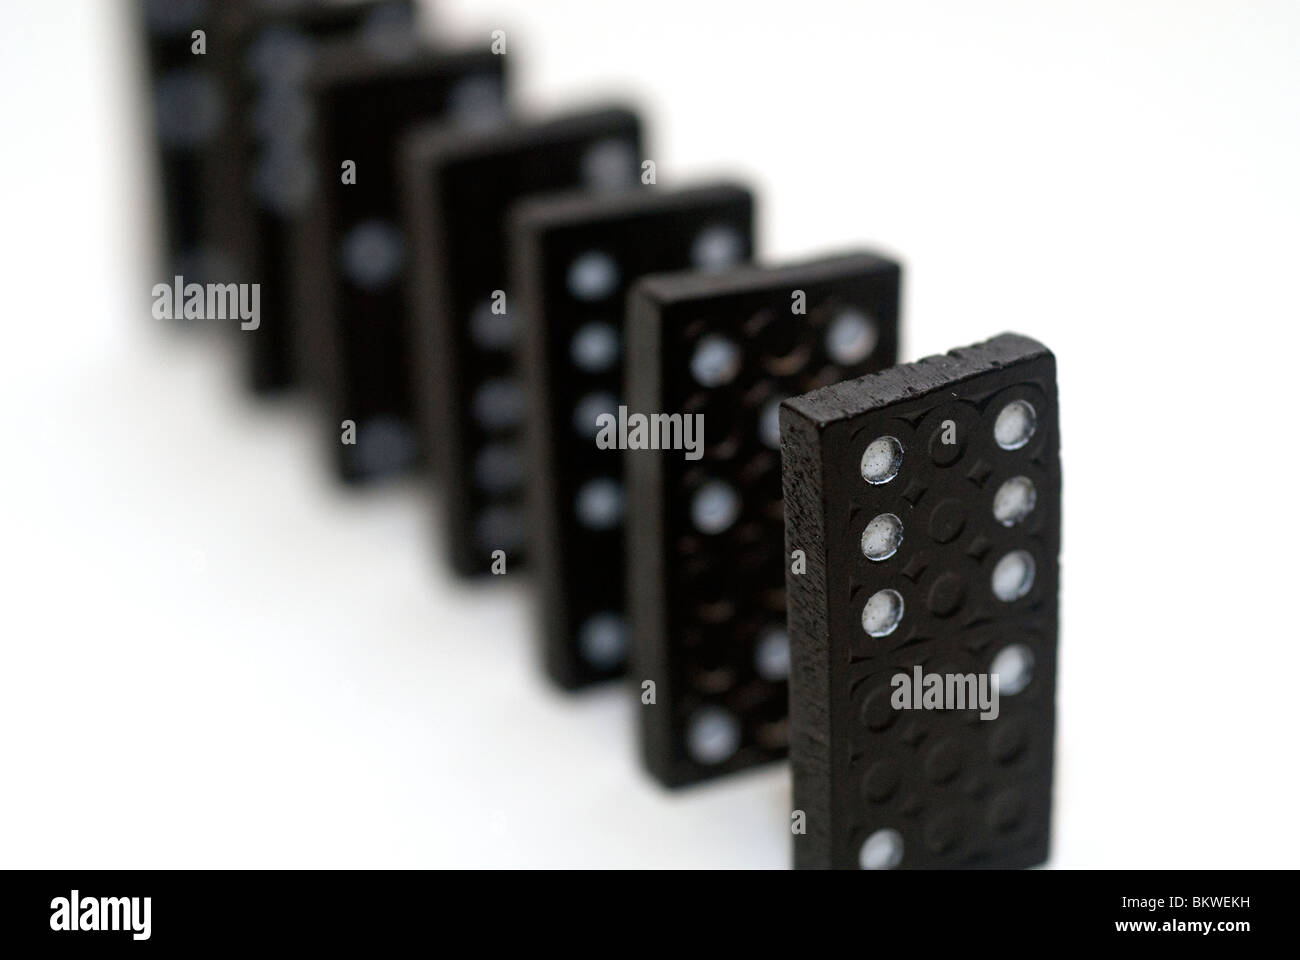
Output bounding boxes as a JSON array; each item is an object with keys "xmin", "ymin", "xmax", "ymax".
[
  {"xmin": 402, "ymin": 107, "xmax": 644, "ymax": 575},
  {"xmin": 510, "ymin": 183, "xmax": 757, "ymax": 688},
  {"xmin": 779, "ymin": 333, "xmax": 1060, "ymax": 869},
  {"xmin": 137, "ymin": 0, "xmax": 222, "ymax": 285},
  {"xmin": 626, "ymin": 253, "xmax": 901, "ymax": 787},
  {"xmin": 294, "ymin": 45, "xmax": 508, "ymax": 482},
  {"xmin": 207, "ymin": 0, "xmax": 418, "ymax": 392}
]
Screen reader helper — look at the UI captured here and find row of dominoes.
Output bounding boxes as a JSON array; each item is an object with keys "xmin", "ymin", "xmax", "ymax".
[{"xmin": 139, "ymin": 0, "xmax": 1061, "ymax": 869}]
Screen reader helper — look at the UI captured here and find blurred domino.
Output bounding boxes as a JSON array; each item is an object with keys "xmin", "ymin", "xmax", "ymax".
[
  {"xmin": 295, "ymin": 45, "xmax": 507, "ymax": 482},
  {"xmin": 402, "ymin": 107, "xmax": 644, "ymax": 575},
  {"xmin": 626, "ymin": 253, "xmax": 901, "ymax": 787},
  {"xmin": 511, "ymin": 183, "xmax": 757, "ymax": 688},
  {"xmin": 779, "ymin": 333, "xmax": 1060, "ymax": 869},
  {"xmin": 137, "ymin": 0, "xmax": 222, "ymax": 285},
  {"xmin": 207, "ymin": 0, "xmax": 418, "ymax": 392}
]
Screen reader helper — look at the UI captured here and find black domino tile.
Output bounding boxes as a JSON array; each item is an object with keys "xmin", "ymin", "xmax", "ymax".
[
  {"xmin": 294, "ymin": 45, "xmax": 508, "ymax": 483},
  {"xmin": 626, "ymin": 253, "xmax": 901, "ymax": 787},
  {"xmin": 779, "ymin": 333, "xmax": 1060, "ymax": 869},
  {"xmin": 402, "ymin": 107, "xmax": 644, "ymax": 576},
  {"xmin": 510, "ymin": 183, "xmax": 757, "ymax": 688},
  {"xmin": 137, "ymin": 0, "xmax": 223, "ymax": 286},
  {"xmin": 207, "ymin": 0, "xmax": 418, "ymax": 392}
]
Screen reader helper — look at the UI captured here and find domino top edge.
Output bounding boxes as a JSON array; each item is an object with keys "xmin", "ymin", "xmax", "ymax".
[
  {"xmin": 402, "ymin": 103, "xmax": 642, "ymax": 164},
  {"xmin": 631, "ymin": 251, "xmax": 901, "ymax": 310},
  {"xmin": 306, "ymin": 45, "xmax": 494, "ymax": 91},
  {"xmin": 783, "ymin": 332, "xmax": 1053, "ymax": 429},
  {"xmin": 509, "ymin": 181, "xmax": 753, "ymax": 235}
]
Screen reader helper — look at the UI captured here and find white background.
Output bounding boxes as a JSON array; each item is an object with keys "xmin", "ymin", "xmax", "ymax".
[{"xmin": 1, "ymin": 0, "xmax": 1298, "ymax": 868}]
